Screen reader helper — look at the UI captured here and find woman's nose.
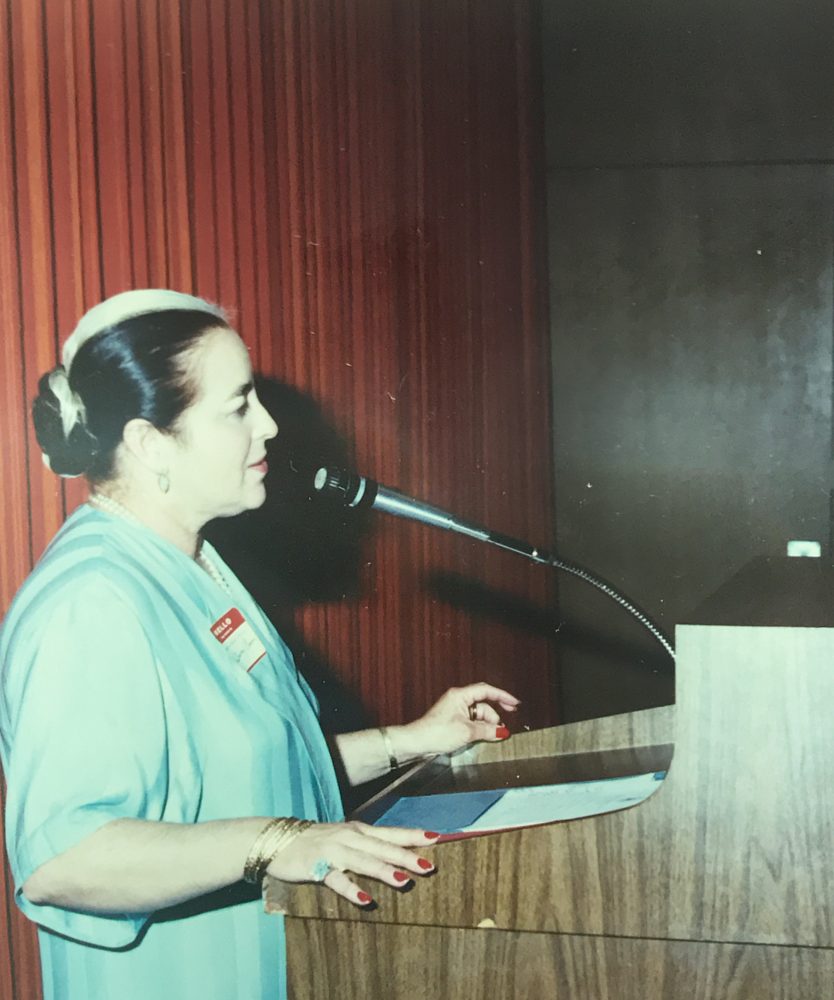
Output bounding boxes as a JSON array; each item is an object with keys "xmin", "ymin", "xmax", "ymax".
[{"xmin": 256, "ymin": 398, "xmax": 278, "ymax": 441}]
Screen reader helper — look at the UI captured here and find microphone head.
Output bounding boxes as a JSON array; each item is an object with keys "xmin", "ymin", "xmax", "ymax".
[
  {"xmin": 313, "ymin": 467, "xmax": 377, "ymax": 508},
  {"xmin": 313, "ymin": 467, "xmax": 334, "ymax": 492}
]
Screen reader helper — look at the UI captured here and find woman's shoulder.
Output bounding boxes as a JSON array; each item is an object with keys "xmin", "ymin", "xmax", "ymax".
[
  {"xmin": 39, "ymin": 506, "xmax": 142, "ymax": 586},
  {"xmin": 3, "ymin": 506, "xmax": 148, "ymax": 634}
]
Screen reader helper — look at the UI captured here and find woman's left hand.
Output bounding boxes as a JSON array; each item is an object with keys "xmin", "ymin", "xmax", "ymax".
[{"xmin": 396, "ymin": 682, "xmax": 521, "ymax": 760}]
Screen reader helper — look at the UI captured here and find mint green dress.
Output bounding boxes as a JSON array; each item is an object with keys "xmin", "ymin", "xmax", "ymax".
[{"xmin": 0, "ymin": 505, "xmax": 343, "ymax": 999}]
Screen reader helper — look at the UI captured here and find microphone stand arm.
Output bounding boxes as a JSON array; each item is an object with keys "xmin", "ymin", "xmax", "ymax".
[
  {"xmin": 314, "ymin": 469, "xmax": 676, "ymax": 662},
  {"xmin": 372, "ymin": 488, "xmax": 676, "ymax": 662}
]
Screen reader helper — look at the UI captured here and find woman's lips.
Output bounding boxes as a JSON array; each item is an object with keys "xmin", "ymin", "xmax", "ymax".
[{"xmin": 249, "ymin": 459, "xmax": 268, "ymax": 475}]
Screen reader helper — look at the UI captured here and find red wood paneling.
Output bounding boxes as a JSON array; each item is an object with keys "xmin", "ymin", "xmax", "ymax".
[{"xmin": 0, "ymin": 2, "xmax": 553, "ymax": 994}]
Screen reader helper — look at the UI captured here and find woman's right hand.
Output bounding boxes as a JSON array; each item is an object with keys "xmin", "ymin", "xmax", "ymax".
[{"xmin": 264, "ymin": 820, "xmax": 440, "ymax": 906}]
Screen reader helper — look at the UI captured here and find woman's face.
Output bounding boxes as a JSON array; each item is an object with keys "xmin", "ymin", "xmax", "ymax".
[{"xmin": 164, "ymin": 326, "xmax": 278, "ymax": 523}]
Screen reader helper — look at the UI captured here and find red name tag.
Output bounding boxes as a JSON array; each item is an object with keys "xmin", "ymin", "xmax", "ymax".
[
  {"xmin": 210, "ymin": 607, "xmax": 267, "ymax": 672},
  {"xmin": 211, "ymin": 608, "xmax": 245, "ymax": 643}
]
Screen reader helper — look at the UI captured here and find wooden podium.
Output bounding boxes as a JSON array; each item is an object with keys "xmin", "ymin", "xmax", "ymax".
[{"xmin": 266, "ymin": 557, "xmax": 834, "ymax": 998}]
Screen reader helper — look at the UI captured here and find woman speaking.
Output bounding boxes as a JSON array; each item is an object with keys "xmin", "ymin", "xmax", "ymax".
[{"xmin": 0, "ymin": 290, "xmax": 518, "ymax": 999}]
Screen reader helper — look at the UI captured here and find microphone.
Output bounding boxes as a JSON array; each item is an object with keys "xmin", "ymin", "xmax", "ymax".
[
  {"xmin": 313, "ymin": 466, "xmax": 675, "ymax": 661},
  {"xmin": 313, "ymin": 466, "xmax": 546, "ymax": 557}
]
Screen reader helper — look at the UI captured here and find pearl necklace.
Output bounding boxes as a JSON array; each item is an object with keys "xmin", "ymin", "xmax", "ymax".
[
  {"xmin": 194, "ymin": 549, "xmax": 231, "ymax": 594},
  {"xmin": 89, "ymin": 492, "xmax": 231, "ymax": 594},
  {"xmin": 89, "ymin": 491, "xmax": 140, "ymax": 524}
]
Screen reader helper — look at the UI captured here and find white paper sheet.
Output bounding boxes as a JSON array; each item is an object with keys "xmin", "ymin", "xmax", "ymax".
[{"xmin": 462, "ymin": 770, "xmax": 665, "ymax": 832}]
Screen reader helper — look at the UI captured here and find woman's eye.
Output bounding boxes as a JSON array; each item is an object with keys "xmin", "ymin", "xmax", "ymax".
[{"xmin": 235, "ymin": 398, "xmax": 250, "ymax": 417}]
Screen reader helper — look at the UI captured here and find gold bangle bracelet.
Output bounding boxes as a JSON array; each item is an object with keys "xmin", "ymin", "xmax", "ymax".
[
  {"xmin": 243, "ymin": 817, "xmax": 313, "ymax": 885},
  {"xmin": 244, "ymin": 818, "xmax": 284, "ymax": 884},
  {"xmin": 253, "ymin": 819, "xmax": 312, "ymax": 884}
]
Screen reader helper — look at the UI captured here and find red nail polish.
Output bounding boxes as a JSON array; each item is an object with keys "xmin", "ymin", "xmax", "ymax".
[
  {"xmin": 424, "ymin": 831, "xmax": 440, "ymax": 839},
  {"xmin": 417, "ymin": 858, "xmax": 434, "ymax": 871},
  {"xmin": 393, "ymin": 870, "xmax": 411, "ymax": 883},
  {"xmin": 496, "ymin": 725, "xmax": 510, "ymax": 739},
  {"xmin": 357, "ymin": 891, "xmax": 373, "ymax": 904}
]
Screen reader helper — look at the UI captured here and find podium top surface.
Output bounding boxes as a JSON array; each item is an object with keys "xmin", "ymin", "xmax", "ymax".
[{"xmin": 681, "ymin": 556, "xmax": 834, "ymax": 628}]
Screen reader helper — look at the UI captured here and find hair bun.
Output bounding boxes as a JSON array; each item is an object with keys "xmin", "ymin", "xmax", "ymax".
[{"xmin": 32, "ymin": 368, "xmax": 98, "ymax": 478}]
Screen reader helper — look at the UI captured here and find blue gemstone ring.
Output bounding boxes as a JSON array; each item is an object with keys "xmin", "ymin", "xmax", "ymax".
[{"xmin": 310, "ymin": 858, "xmax": 335, "ymax": 882}]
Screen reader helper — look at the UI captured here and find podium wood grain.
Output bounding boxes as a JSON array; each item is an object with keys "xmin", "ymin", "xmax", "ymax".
[{"xmin": 285, "ymin": 922, "xmax": 834, "ymax": 1000}]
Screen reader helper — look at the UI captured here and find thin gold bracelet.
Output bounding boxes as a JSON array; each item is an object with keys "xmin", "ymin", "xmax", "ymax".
[{"xmin": 379, "ymin": 726, "xmax": 399, "ymax": 770}]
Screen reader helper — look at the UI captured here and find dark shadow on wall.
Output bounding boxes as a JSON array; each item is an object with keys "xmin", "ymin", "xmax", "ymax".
[
  {"xmin": 204, "ymin": 377, "xmax": 374, "ymax": 746},
  {"xmin": 428, "ymin": 572, "xmax": 673, "ymax": 672},
  {"xmin": 427, "ymin": 570, "xmax": 674, "ymax": 718}
]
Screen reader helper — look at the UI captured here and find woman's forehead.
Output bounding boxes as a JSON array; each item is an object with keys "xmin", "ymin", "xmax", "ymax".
[{"xmin": 188, "ymin": 327, "xmax": 252, "ymax": 396}]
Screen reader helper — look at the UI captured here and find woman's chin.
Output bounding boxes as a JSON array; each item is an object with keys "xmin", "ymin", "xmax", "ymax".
[
  {"xmin": 210, "ymin": 486, "xmax": 268, "ymax": 521},
  {"xmin": 242, "ymin": 483, "xmax": 268, "ymax": 511}
]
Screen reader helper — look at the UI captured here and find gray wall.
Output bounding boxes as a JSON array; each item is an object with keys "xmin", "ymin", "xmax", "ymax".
[{"xmin": 544, "ymin": 0, "xmax": 834, "ymax": 720}]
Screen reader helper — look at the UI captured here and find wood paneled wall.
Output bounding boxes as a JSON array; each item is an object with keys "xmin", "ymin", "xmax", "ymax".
[
  {"xmin": 541, "ymin": 0, "xmax": 834, "ymax": 721},
  {"xmin": 0, "ymin": 1, "xmax": 553, "ymax": 995}
]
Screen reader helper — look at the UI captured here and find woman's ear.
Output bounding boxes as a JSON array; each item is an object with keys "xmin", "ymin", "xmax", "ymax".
[{"xmin": 120, "ymin": 418, "xmax": 172, "ymax": 476}]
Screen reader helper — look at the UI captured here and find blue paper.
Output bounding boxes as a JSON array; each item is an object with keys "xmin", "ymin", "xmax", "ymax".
[{"xmin": 374, "ymin": 788, "xmax": 506, "ymax": 833}]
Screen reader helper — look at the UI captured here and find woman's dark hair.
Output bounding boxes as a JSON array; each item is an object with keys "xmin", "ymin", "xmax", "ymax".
[{"xmin": 32, "ymin": 309, "xmax": 229, "ymax": 482}]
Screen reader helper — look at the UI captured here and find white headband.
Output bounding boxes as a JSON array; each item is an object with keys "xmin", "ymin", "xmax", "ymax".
[{"xmin": 62, "ymin": 288, "xmax": 228, "ymax": 373}]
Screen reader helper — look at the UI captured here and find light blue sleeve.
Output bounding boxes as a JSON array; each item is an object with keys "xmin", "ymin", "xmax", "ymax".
[{"xmin": 2, "ymin": 578, "xmax": 176, "ymax": 948}]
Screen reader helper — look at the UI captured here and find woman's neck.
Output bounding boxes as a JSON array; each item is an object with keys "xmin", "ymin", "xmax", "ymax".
[{"xmin": 90, "ymin": 484, "xmax": 203, "ymax": 558}]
